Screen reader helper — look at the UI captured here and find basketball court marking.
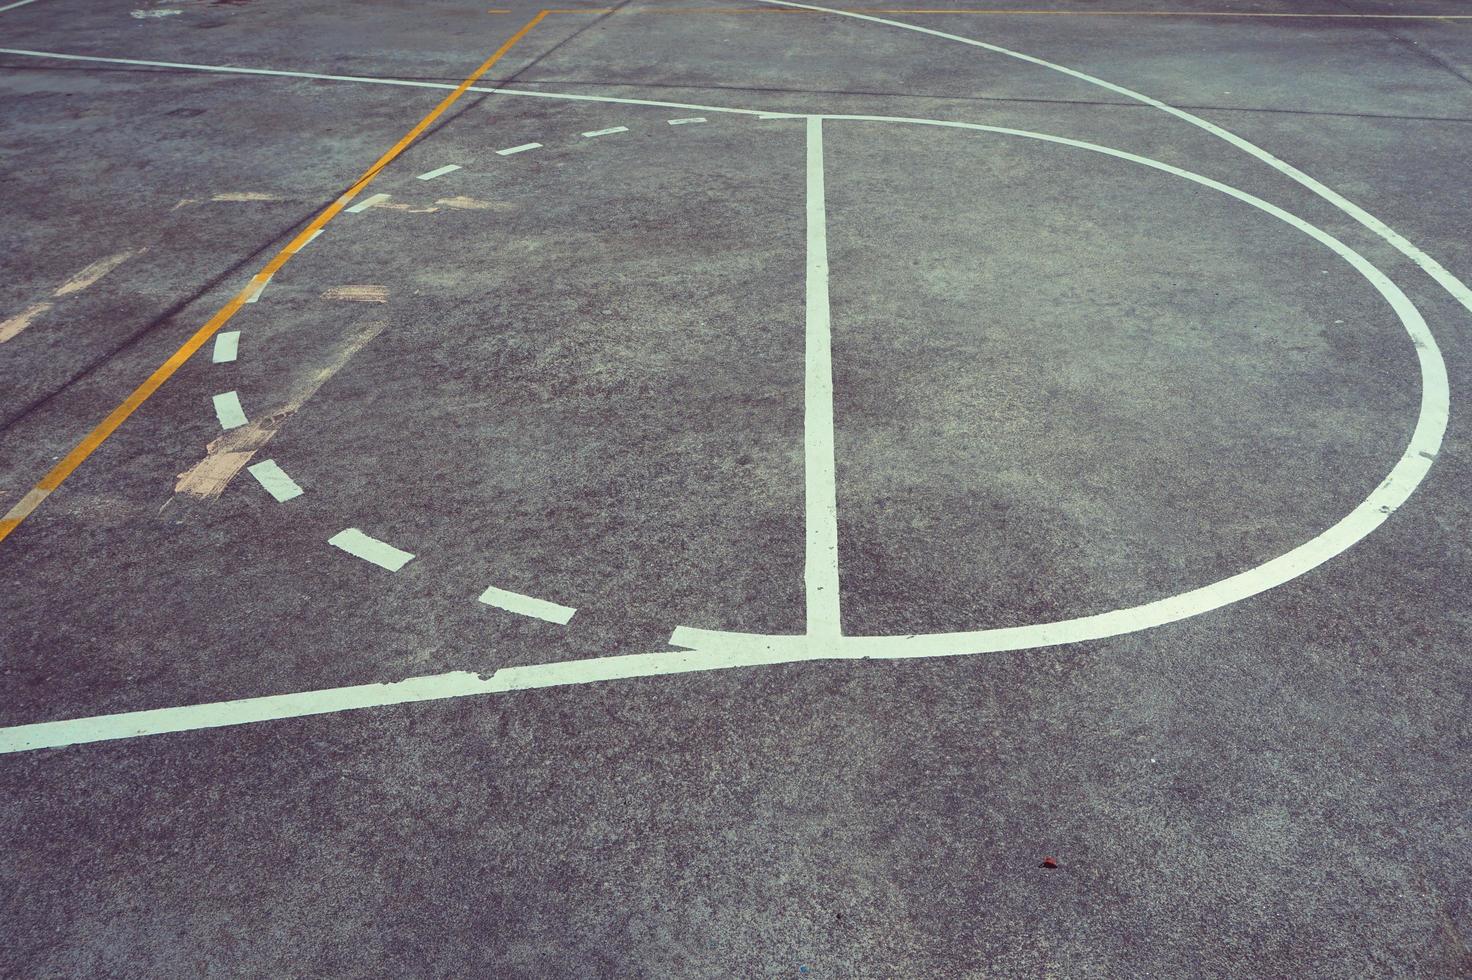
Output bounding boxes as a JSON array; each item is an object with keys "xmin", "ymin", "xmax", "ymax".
[
  {"xmin": 0, "ymin": 8, "xmax": 552, "ymax": 543},
  {"xmin": 0, "ymin": 111, "xmax": 1450, "ymax": 753},
  {"xmin": 0, "ymin": 9, "xmax": 1466, "ymax": 751}
]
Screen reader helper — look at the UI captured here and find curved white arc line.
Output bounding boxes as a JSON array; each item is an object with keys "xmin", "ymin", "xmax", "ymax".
[
  {"xmin": 752, "ymin": 0, "xmax": 1472, "ymax": 318},
  {"xmin": 669, "ymin": 115, "xmax": 1448, "ymax": 660}
]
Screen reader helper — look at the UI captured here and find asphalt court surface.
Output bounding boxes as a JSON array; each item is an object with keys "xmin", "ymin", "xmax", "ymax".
[{"xmin": 2, "ymin": 0, "xmax": 1471, "ymax": 975}]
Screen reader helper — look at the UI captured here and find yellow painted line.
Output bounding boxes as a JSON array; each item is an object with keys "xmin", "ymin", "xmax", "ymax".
[{"xmin": 0, "ymin": 10, "xmax": 551, "ymax": 545}]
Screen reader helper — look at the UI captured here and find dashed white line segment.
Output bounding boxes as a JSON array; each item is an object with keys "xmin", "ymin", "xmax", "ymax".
[
  {"xmin": 328, "ymin": 528, "xmax": 414, "ymax": 571},
  {"xmin": 478, "ymin": 585, "xmax": 576, "ymax": 625},
  {"xmin": 667, "ymin": 117, "xmax": 706, "ymax": 125},
  {"xmin": 345, "ymin": 192, "xmax": 390, "ymax": 213},
  {"xmin": 212, "ymin": 391, "xmax": 247, "ymax": 430},
  {"xmin": 496, "ymin": 142, "xmax": 541, "ymax": 156},
  {"xmin": 581, "ymin": 126, "xmax": 627, "ymax": 138},
  {"xmin": 247, "ymin": 459, "xmax": 303, "ymax": 502},
  {"xmin": 416, "ymin": 164, "xmax": 461, "ymax": 180},
  {"xmin": 211, "ymin": 330, "xmax": 239, "ymax": 364}
]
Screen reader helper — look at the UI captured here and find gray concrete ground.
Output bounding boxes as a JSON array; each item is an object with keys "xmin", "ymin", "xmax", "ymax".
[{"xmin": 1, "ymin": 0, "xmax": 1470, "ymax": 976}]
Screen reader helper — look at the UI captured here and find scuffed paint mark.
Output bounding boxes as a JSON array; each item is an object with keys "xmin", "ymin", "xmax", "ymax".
[
  {"xmin": 54, "ymin": 248, "xmax": 145, "ymax": 297},
  {"xmin": 173, "ymin": 192, "xmax": 284, "ymax": 210},
  {"xmin": 211, "ymin": 191, "xmax": 283, "ymax": 202},
  {"xmin": 373, "ymin": 201, "xmax": 439, "ymax": 213},
  {"xmin": 435, "ymin": 196, "xmax": 505, "ymax": 211},
  {"xmin": 174, "ymin": 449, "xmax": 255, "ymax": 499},
  {"xmin": 0, "ymin": 303, "xmax": 52, "ymax": 344},
  {"xmin": 322, "ymin": 285, "xmax": 389, "ymax": 303},
  {"xmin": 130, "ymin": 8, "xmax": 183, "ymax": 16},
  {"xmin": 171, "ymin": 320, "xmax": 386, "ymax": 501}
]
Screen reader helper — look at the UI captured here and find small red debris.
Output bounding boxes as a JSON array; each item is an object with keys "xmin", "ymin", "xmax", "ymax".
[{"xmin": 1039, "ymin": 856, "xmax": 1059, "ymax": 869}]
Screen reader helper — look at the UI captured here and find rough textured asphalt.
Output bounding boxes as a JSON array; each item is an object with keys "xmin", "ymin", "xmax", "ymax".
[{"xmin": 1, "ymin": 0, "xmax": 1470, "ymax": 976}]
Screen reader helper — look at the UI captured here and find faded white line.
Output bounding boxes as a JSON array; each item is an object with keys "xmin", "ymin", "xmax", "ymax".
[
  {"xmin": 211, "ymin": 330, "xmax": 239, "ymax": 363},
  {"xmin": 581, "ymin": 125, "xmax": 627, "ymax": 138},
  {"xmin": 0, "ymin": 48, "xmax": 779, "ymax": 118},
  {"xmin": 54, "ymin": 248, "xmax": 143, "ymax": 297},
  {"xmin": 496, "ymin": 142, "xmax": 542, "ymax": 155},
  {"xmin": 478, "ymin": 585, "xmax": 576, "ymax": 625},
  {"xmin": 0, "ymin": 0, "xmax": 47, "ymax": 12},
  {"xmin": 246, "ymin": 459, "xmax": 303, "ymax": 502},
  {"xmin": 416, "ymin": 164, "xmax": 461, "ymax": 180},
  {"xmin": 345, "ymin": 192, "xmax": 390, "ymax": 213},
  {"xmin": 667, "ymin": 116, "xmax": 707, "ymax": 125},
  {"xmin": 243, "ymin": 273, "xmax": 271, "ymax": 303},
  {"xmin": 329, "ymin": 527, "xmax": 414, "ymax": 571},
  {"xmin": 804, "ymin": 116, "xmax": 842, "ymax": 640},
  {"xmin": 212, "ymin": 391, "xmax": 247, "ymax": 430},
  {"xmin": 288, "ymin": 228, "xmax": 324, "ymax": 253}
]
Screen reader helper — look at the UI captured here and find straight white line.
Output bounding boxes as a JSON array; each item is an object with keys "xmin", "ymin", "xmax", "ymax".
[
  {"xmin": 328, "ymin": 527, "xmax": 414, "ymax": 571},
  {"xmin": 478, "ymin": 585, "xmax": 576, "ymax": 625},
  {"xmin": 416, "ymin": 164, "xmax": 462, "ymax": 180},
  {"xmin": 667, "ymin": 116, "xmax": 707, "ymax": 125},
  {"xmin": 804, "ymin": 116, "xmax": 842, "ymax": 641},
  {"xmin": 581, "ymin": 126, "xmax": 627, "ymax": 138},
  {"xmin": 212, "ymin": 391, "xmax": 247, "ymax": 430},
  {"xmin": 0, "ymin": 48, "xmax": 778, "ymax": 118},
  {"xmin": 345, "ymin": 192, "xmax": 390, "ymax": 213},
  {"xmin": 0, "ymin": 0, "xmax": 46, "ymax": 12},
  {"xmin": 243, "ymin": 273, "xmax": 271, "ymax": 303},
  {"xmin": 246, "ymin": 459, "xmax": 303, "ymax": 502},
  {"xmin": 0, "ymin": 672, "xmax": 510, "ymax": 752},
  {"xmin": 211, "ymin": 330, "xmax": 239, "ymax": 364},
  {"xmin": 496, "ymin": 142, "xmax": 542, "ymax": 155}
]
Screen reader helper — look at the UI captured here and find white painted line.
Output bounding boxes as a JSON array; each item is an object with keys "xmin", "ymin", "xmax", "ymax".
[
  {"xmin": 345, "ymin": 192, "xmax": 390, "ymax": 213},
  {"xmin": 246, "ymin": 459, "xmax": 303, "ymax": 502},
  {"xmin": 212, "ymin": 391, "xmax": 247, "ymax": 430},
  {"xmin": 496, "ymin": 142, "xmax": 541, "ymax": 156},
  {"xmin": 667, "ymin": 117, "xmax": 707, "ymax": 125},
  {"xmin": 758, "ymin": 112, "xmax": 799, "ymax": 119},
  {"xmin": 0, "ymin": 0, "xmax": 47, "ymax": 12},
  {"xmin": 0, "ymin": 48, "xmax": 779, "ymax": 119},
  {"xmin": 581, "ymin": 126, "xmax": 627, "ymax": 138},
  {"xmin": 804, "ymin": 116, "xmax": 841, "ymax": 641},
  {"xmin": 0, "ymin": 671, "xmax": 513, "ymax": 753},
  {"xmin": 478, "ymin": 585, "xmax": 576, "ymax": 625},
  {"xmin": 211, "ymin": 330, "xmax": 239, "ymax": 364},
  {"xmin": 329, "ymin": 528, "xmax": 414, "ymax": 571},
  {"xmin": 288, "ymin": 228, "xmax": 324, "ymax": 254},
  {"xmin": 752, "ymin": 0, "xmax": 1472, "ymax": 320},
  {"xmin": 416, "ymin": 164, "xmax": 461, "ymax": 180},
  {"xmin": 243, "ymin": 273, "xmax": 271, "ymax": 303}
]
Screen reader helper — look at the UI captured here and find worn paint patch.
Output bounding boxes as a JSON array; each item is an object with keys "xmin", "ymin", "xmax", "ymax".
[
  {"xmin": 373, "ymin": 201, "xmax": 440, "ymax": 213},
  {"xmin": 54, "ymin": 248, "xmax": 144, "ymax": 297},
  {"xmin": 130, "ymin": 8, "xmax": 183, "ymax": 16},
  {"xmin": 174, "ymin": 449, "xmax": 255, "ymax": 499},
  {"xmin": 435, "ymin": 196, "xmax": 501, "ymax": 211},
  {"xmin": 212, "ymin": 191, "xmax": 282, "ymax": 202},
  {"xmin": 322, "ymin": 285, "xmax": 389, "ymax": 303},
  {"xmin": 0, "ymin": 303, "xmax": 52, "ymax": 344},
  {"xmin": 170, "ymin": 320, "xmax": 386, "ymax": 503}
]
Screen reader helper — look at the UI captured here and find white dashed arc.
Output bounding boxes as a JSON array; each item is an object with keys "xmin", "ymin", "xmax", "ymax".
[{"xmin": 0, "ymin": 14, "xmax": 1460, "ymax": 750}]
